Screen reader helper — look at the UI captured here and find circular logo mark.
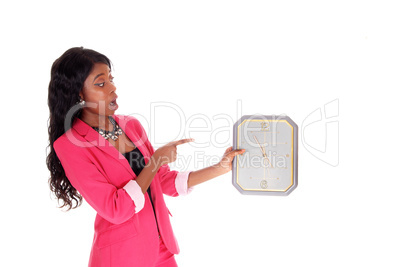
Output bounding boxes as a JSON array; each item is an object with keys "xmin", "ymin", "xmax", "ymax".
[{"xmin": 260, "ymin": 180, "xmax": 268, "ymax": 189}]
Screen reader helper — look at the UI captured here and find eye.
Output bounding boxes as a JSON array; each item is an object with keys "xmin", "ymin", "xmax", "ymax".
[
  {"xmin": 95, "ymin": 82, "xmax": 105, "ymax": 87},
  {"xmin": 110, "ymin": 76, "xmax": 115, "ymax": 83}
]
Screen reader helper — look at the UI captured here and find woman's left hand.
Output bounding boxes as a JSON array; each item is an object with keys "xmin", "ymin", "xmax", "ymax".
[{"xmin": 216, "ymin": 146, "xmax": 245, "ymax": 174}]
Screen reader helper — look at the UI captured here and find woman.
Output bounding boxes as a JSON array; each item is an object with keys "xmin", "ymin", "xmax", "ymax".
[{"xmin": 46, "ymin": 47, "xmax": 245, "ymax": 267}]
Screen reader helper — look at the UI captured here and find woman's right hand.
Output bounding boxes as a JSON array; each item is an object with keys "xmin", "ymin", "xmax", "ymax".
[{"xmin": 152, "ymin": 138, "xmax": 195, "ymax": 167}]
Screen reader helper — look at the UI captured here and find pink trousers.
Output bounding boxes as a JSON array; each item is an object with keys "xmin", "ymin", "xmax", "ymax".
[{"xmin": 154, "ymin": 237, "xmax": 178, "ymax": 267}]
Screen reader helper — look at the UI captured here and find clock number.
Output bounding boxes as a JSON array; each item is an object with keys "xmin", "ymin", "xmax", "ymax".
[{"xmin": 261, "ymin": 122, "xmax": 270, "ymax": 131}]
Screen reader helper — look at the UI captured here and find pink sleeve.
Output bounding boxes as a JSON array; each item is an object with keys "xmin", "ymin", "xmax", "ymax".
[
  {"xmin": 123, "ymin": 180, "xmax": 145, "ymax": 213},
  {"xmin": 156, "ymin": 163, "xmax": 194, "ymax": 197},
  {"xmin": 175, "ymin": 171, "xmax": 194, "ymax": 196},
  {"xmin": 54, "ymin": 137, "xmax": 139, "ymax": 225}
]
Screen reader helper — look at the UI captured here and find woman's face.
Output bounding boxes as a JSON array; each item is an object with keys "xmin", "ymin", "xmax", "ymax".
[{"xmin": 79, "ymin": 63, "xmax": 118, "ymax": 118}]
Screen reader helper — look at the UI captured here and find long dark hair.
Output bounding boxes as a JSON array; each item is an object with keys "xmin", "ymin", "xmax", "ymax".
[{"xmin": 47, "ymin": 47, "xmax": 112, "ymax": 210}]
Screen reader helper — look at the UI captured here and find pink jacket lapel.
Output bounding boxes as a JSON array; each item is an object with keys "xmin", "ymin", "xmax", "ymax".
[{"xmin": 70, "ymin": 114, "xmax": 150, "ymax": 178}]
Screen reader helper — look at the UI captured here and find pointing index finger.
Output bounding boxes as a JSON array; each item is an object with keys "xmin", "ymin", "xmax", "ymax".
[{"xmin": 173, "ymin": 138, "xmax": 195, "ymax": 146}]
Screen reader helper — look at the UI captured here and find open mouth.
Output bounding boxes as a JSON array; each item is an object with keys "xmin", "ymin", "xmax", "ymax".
[{"xmin": 109, "ymin": 97, "xmax": 118, "ymax": 110}]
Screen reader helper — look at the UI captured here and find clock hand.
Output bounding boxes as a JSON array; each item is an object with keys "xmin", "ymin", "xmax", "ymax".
[
  {"xmin": 262, "ymin": 151, "xmax": 273, "ymax": 168},
  {"xmin": 253, "ymin": 135, "xmax": 265, "ymax": 154},
  {"xmin": 253, "ymin": 135, "xmax": 273, "ymax": 168}
]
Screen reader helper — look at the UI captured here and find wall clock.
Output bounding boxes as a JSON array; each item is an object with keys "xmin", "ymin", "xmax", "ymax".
[{"xmin": 232, "ymin": 114, "xmax": 298, "ymax": 196}]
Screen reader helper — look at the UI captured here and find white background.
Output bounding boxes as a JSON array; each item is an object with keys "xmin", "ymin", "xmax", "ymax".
[{"xmin": 1, "ymin": 0, "xmax": 401, "ymax": 266}]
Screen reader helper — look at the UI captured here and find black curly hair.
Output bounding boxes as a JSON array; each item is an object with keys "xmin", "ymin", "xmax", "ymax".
[{"xmin": 46, "ymin": 47, "xmax": 112, "ymax": 210}]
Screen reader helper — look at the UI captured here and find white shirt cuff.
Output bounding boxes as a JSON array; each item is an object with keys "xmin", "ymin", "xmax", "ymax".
[
  {"xmin": 175, "ymin": 171, "xmax": 194, "ymax": 196},
  {"xmin": 123, "ymin": 180, "xmax": 145, "ymax": 213}
]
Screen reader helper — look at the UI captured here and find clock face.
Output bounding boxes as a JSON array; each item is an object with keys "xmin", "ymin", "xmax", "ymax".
[{"xmin": 232, "ymin": 115, "xmax": 298, "ymax": 196}]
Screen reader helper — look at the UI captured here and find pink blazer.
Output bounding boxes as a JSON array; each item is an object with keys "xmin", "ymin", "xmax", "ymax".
[{"xmin": 53, "ymin": 114, "xmax": 192, "ymax": 267}]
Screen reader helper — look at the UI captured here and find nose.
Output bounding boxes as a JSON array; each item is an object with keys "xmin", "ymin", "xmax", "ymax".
[{"xmin": 110, "ymin": 81, "xmax": 116, "ymax": 93}]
